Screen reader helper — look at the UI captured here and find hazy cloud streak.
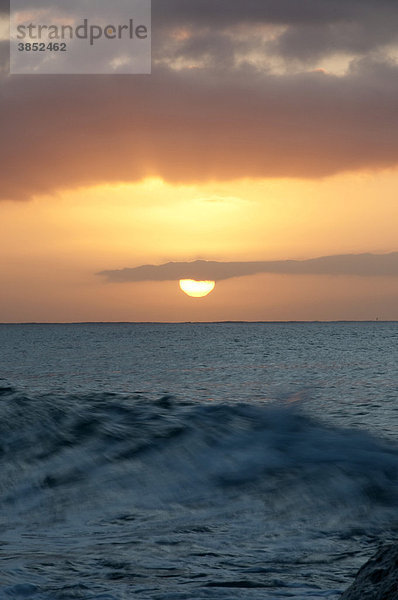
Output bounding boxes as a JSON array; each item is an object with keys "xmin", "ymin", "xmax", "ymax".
[{"xmin": 98, "ymin": 252, "xmax": 398, "ymax": 282}]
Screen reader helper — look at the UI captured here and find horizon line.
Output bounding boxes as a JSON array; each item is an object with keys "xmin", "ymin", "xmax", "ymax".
[{"xmin": 0, "ymin": 320, "xmax": 396, "ymax": 325}]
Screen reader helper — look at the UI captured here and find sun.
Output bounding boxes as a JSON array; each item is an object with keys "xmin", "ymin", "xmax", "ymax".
[{"xmin": 179, "ymin": 279, "xmax": 216, "ymax": 298}]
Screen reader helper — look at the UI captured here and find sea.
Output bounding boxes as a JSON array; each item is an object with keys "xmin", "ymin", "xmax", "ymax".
[{"xmin": 0, "ymin": 322, "xmax": 397, "ymax": 599}]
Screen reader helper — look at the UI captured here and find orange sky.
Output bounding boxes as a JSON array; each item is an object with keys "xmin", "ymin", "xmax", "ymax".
[
  {"xmin": 1, "ymin": 1, "xmax": 398, "ymax": 321},
  {"xmin": 1, "ymin": 172, "xmax": 398, "ymax": 322}
]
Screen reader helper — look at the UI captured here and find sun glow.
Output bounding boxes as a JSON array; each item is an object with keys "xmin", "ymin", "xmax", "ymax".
[{"xmin": 179, "ymin": 279, "xmax": 216, "ymax": 298}]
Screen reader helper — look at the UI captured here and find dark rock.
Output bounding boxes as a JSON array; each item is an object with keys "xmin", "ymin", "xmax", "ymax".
[{"xmin": 341, "ymin": 544, "xmax": 398, "ymax": 599}]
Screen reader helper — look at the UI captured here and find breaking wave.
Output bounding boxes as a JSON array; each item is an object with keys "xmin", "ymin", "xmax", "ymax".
[{"xmin": 1, "ymin": 385, "xmax": 397, "ymax": 599}]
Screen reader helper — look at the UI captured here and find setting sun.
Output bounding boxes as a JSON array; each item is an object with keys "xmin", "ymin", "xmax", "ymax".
[{"xmin": 179, "ymin": 279, "xmax": 216, "ymax": 298}]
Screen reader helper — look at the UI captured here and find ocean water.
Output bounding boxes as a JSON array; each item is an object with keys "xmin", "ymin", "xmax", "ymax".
[{"xmin": 0, "ymin": 322, "xmax": 397, "ymax": 599}]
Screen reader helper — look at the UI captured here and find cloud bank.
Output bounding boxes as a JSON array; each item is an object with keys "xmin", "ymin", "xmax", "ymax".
[
  {"xmin": 98, "ymin": 252, "xmax": 398, "ymax": 283},
  {"xmin": 2, "ymin": 0, "xmax": 398, "ymax": 200}
]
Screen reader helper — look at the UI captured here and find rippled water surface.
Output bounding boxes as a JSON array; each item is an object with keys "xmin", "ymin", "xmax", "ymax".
[{"xmin": 0, "ymin": 322, "xmax": 397, "ymax": 599}]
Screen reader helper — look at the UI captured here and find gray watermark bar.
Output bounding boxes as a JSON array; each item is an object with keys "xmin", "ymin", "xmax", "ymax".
[{"xmin": 10, "ymin": 0, "xmax": 151, "ymax": 74}]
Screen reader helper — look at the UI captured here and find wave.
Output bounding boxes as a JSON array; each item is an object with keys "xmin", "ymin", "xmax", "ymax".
[{"xmin": 1, "ymin": 386, "xmax": 397, "ymax": 530}]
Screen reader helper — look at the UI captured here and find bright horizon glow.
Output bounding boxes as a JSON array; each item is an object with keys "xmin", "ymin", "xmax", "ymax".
[
  {"xmin": 1, "ymin": 172, "xmax": 398, "ymax": 321},
  {"xmin": 179, "ymin": 279, "xmax": 216, "ymax": 298}
]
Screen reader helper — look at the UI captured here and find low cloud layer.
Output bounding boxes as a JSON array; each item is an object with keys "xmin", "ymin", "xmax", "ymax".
[
  {"xmin": 2, "ymin": 1, "xmax": 398, "ymax": 200},
  {"xmin": 98, "ymin": 252, "xmax": 398, "ymax": 283}
]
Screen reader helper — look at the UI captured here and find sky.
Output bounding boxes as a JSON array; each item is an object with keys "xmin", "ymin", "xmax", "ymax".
[{"xmin": 1, "ymin": 0, "xmax": 398, "ymax": 322}]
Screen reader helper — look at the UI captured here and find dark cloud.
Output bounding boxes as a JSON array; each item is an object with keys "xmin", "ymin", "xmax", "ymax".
[
  {"xmin": 268, "ymin": 18, "xmax": 398, "ymax": 62},
  {"xmin": 153, "ymin": 0, "xmax": 398, "ymax": 64},
  {"xmin": 2, "ymin": 57, "xmax": 398, "ymax": 201},
  {"xmin": 98, "ymin": 252, "xmax": 398, "ymax": 283},
  {"xmin": 4, "ymin": 0, "xmax": 398, "ymax": 57},
  {"xmin": 2, "ymin": 1, "xmax": 398, "ymax": 200},
  {"xmin": 0, "ymin": 41, "xmax": 8, "ymax": 73},
  {"xmin": 0, "ymin": 0, "xmax": 8, "ymax": 16},
  {"xmin": 3, "ymin": 0, "xmax": 390, "ymax": 26},
  {"xmin": 153, "ymin": 0, "xmax": 396, "ymax": 28}
]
